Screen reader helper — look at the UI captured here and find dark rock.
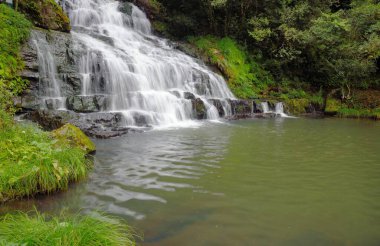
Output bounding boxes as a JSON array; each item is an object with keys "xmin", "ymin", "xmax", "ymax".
[
  {"xmin": 66, "ymin": 95, "xmax": 109, "ymax": 113},
  {"xmin": 24, "ymin": 110, "xmax": 77, "ymax": 130},
  {"xmin": 209, "ymin": 99, "xmax": 225, "ymax": 117},
  {"xmin": 45, "ymin": 98, "xmax": 62, "ymax": 110},
  {"xmin": 119, "ymin": 2, "xmax": 133, "ymax": 15},
  {"xmin": 192, "ymin": 98, "xmax": 207, "ymax": 119},
  {"xmin": 184, "ymin": 92, "xmax": 196, "ymax": 100},
  {"xmin": 23, "ymin": 110, "xmax": 129, "ymax": 139},
  {"xmin": 230, "ymin": 99, "xmax": 252, "ymax": 115}
]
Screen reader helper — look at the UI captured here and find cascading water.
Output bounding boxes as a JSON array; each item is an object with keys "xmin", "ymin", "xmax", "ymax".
[
  {"xmin": 261, "ymin": 102, "xmax": 270, "ymax": 114},
  {"xmin": 32, "ymin": 32, "xmax": 65, "ymax": 110},
  {"xmin": 59, "ymin": 0, "xmax": 235, "ymax": 127}
]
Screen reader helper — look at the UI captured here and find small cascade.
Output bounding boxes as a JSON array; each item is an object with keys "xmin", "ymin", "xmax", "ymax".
[
  {"xmin": 275, "ymin": 102, "xmax": 285, "ymax": 116},
  {"xmin": 57, "ymin": 0, "xmax": 235, "ymax": 128},
  {"xmin": 32, "ymin": 33, "xmax": 65, "ymax": 110},
  {"xmin": 261, "ymin": 102, "xmax": 270, "ymax": 114}
]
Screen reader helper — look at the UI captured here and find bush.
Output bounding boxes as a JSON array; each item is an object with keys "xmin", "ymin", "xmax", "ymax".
[
  {"xmin": 0, "ymin": 211, "xmax": 137, "ymax": 246},
  {"xmin": 0, "ymin": 112, "xmax": 91, "ymax": 202}
]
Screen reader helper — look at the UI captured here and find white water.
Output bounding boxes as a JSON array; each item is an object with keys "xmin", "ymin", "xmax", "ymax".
[
  {"xmin": 59, "ymin": 0, "xmax": 235, "ymax": 127},
  {"xmin": 261, "ymin": 101, "xmax": 291, "ymax": 117},
  {"xmin": 32, "ymin": 33, "xmax": 65, "ymax": 110},
  {"xmin": 261, "ymin": 102, "xmax": 270, "ymax": 114}
]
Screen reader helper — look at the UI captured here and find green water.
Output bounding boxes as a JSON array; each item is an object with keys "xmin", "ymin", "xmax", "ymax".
[{"xmin": 3, "ymin": 118, "xmax": 380, "ymax": 245}]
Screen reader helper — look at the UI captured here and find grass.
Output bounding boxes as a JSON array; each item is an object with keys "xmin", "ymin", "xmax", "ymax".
[
  {"xmin": 337, "ymin": 107, "xmax": 380, "ymax": 120},
  {"xmin": 0, "ymin": 210, "xmax": 137, "ymax": 246},
  {"xmin": 0, "ymin": 111, "xmax": 91, "ymax": 202},
  {"xmin": 188, "ymin": 36, "xmax": 274, "ymax": 99}
]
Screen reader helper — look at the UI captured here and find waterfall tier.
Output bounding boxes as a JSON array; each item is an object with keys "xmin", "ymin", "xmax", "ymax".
[{"xmin": 51, "ymin": 0, "xmax": 235, "ymax": 127}]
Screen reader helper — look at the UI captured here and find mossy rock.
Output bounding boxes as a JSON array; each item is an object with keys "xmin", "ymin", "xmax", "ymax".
[
  {"xmin": 19, "ymin": 0, "xmax": 70, "ymax": 32},
  {"xmin": 284, "ymin": 99, "xmax": 310, "ymax": 115},
  {"xmin": 52, "ymin": 124, "xmax": 96, "ymax": 154}
]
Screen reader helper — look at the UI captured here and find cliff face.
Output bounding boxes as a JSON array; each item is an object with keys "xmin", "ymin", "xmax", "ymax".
[{"xmin": 18, "ymin": 0, "xmax": 70, "ymax": 32}]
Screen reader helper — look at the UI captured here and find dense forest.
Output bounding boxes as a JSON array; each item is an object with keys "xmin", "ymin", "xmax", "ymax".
[{"xmin": 145, "ymin": 0, "xmax": 380, "ymax": 114}]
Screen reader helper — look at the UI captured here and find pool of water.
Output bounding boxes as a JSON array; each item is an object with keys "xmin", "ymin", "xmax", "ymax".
[{"xmin": 3, "ymin": 118, "xmax": 380, "ymax": 245}]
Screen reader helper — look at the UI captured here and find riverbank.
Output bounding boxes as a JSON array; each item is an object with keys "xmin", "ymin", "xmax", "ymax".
[{"xmin": 0, "ymin": 211, "xmax": 136, "ymax": 245}]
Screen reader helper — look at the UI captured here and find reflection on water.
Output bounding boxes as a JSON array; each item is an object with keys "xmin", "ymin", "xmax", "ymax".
[{"xmin": 2, "ymin": 118, "xmax": 380, "ymax": 245}]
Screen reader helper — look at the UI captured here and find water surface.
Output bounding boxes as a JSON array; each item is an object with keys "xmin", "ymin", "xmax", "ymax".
[{"xmin": 3, "ymin": 118, "xmax": 380, "ymax": 245}]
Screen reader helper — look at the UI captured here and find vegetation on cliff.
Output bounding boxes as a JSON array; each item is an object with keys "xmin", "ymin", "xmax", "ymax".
[
  {"xmin": 0, "ymin": 211, "xmax": 136, "ymax": 245},
  {"xmin": 18, "ymin": 0, "xmax": 70, "ymax": 32},
  {"xmin": 0, "ymin": 4, "xmax": 31, "ymax": 113},
  {"xmin": 149, "ymin": 0, "xmax": 380, "ymax": 117}
]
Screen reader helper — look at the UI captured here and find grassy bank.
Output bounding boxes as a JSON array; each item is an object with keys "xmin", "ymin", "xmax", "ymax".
[
  {"xmin": 0, "ymin": 4, "xmax": 93, "ymax": 202},
  {"xmin": 0, "ymin": 111, "xmax": 92, "ymax": 202},
  {"xmin": 0, "ymin": 211, "xmax": 136, "ymax": 245}
]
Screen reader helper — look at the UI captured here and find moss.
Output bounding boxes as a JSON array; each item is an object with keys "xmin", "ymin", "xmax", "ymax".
[
  {"xmin": 18, "ymin": 0, "xmax": 70, "ymax": 32},
  {"xmin": 51, "ymin": 124, "xmax": 96, "ymax": 154}
]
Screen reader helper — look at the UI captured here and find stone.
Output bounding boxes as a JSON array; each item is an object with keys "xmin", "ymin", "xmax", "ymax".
[
  {"xmin": 184, "ymin": 92, "xmax": 196, "ymax": 100},
  {"xmin": 192, "ymin": 98, "xmax": 207, "ymax": 119},
  {"xmin": 209, "ymin": 99, "xmax": 225, "ymax": 117},
  {"xmin": 66, "ymin": 95, "xmax": 109, "ymax": 113},
  {"xmin": 51, "ymin": 124, "xmax": 96, "ymax": 154},
  {"xmin": 230, "ymin": 99, "xmax": 252, "ymax": 115}
]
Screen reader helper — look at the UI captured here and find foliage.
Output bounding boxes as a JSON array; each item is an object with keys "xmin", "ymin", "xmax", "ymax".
[
  {"xmin": 189, "ymin": 36, "xmax": 273, "ymax": 98},
  {"xmin": 0, "ymin": 112, "xmax": 91, "ymax": 202},
  {"xmin": 18, "ymin": 0, "xmax": 70, "ymax": 32},
  {"xmin": 0, "ymin": 4, "xmax": 31, "ymax": 113},
  {"xmin": 155, "ymin": 0, "xmax": 380, "ymax": 107},
  {"xmin": 0, "ymin": 210, "xmax": 137, "ymax": 246}
]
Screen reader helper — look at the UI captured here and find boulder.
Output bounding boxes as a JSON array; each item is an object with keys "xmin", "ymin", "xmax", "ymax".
[
  {"xmin": 51, "ymin": 124, "xmax": 96, "ymax": 154},
  {"xmin": 192, "ymin": 98, "xmax": 207, "ymax": 119},
  {"xmin": 66, "ymin": 95, "xmax": 109, "ymax": 113}
]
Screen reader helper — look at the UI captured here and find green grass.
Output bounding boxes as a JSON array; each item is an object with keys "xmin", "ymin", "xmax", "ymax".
[
  {"xmin": 0, "ymin": 3, "xmax": 31, "ymax": 113},
  {"xmin": 337, "ymin": 107, "xmax": 380, "ymax": 120},
  {"xmin": 0, "ymin": 111, "xmax": 91, "ymax": 202},
  {"xmin": 188, "ymin": 36, "xmax": 274, "ymax": 99},
  {"xmin": 0, "ymin": 210, "xmax": 137, "ymax": 246}
]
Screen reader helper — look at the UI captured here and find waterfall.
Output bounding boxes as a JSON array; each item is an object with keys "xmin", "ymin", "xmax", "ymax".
[
  {"xmin": 58, "ymin": 0, "xmax": 235, "ymax": 127},
  {"xmin": 275, "ymin": 102, "xmax": 285, "ymax": 115},
  {"xmin": 32, "ymin": 33, "xmax": 65, "ymax": 110},
  {"xmin": 261, "ymin": 102, "xmax": 270, "ymax": 114}
]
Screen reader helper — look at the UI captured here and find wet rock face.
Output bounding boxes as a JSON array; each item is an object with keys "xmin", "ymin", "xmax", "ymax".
[
  {"xmin": 209, "ymin": 99, "xmax": 225, "ymax": 117},
  {"xmin": 192, "ymin": 98, "xmax": 207, "ymax": 119},
  {"xmin": 20, "ymin": 29, "xmax": 81, "ymax": 108},
  {"xmin": 66, "ymin": 95, "xmax": 109, "ymax": 113},
  {"xmin": 23, "ymin": 110, "xmax": 129, "ymax": 139},
  {"xmin": 230, "ymin": 100, "xmax": 252, "ymax": 116}
]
